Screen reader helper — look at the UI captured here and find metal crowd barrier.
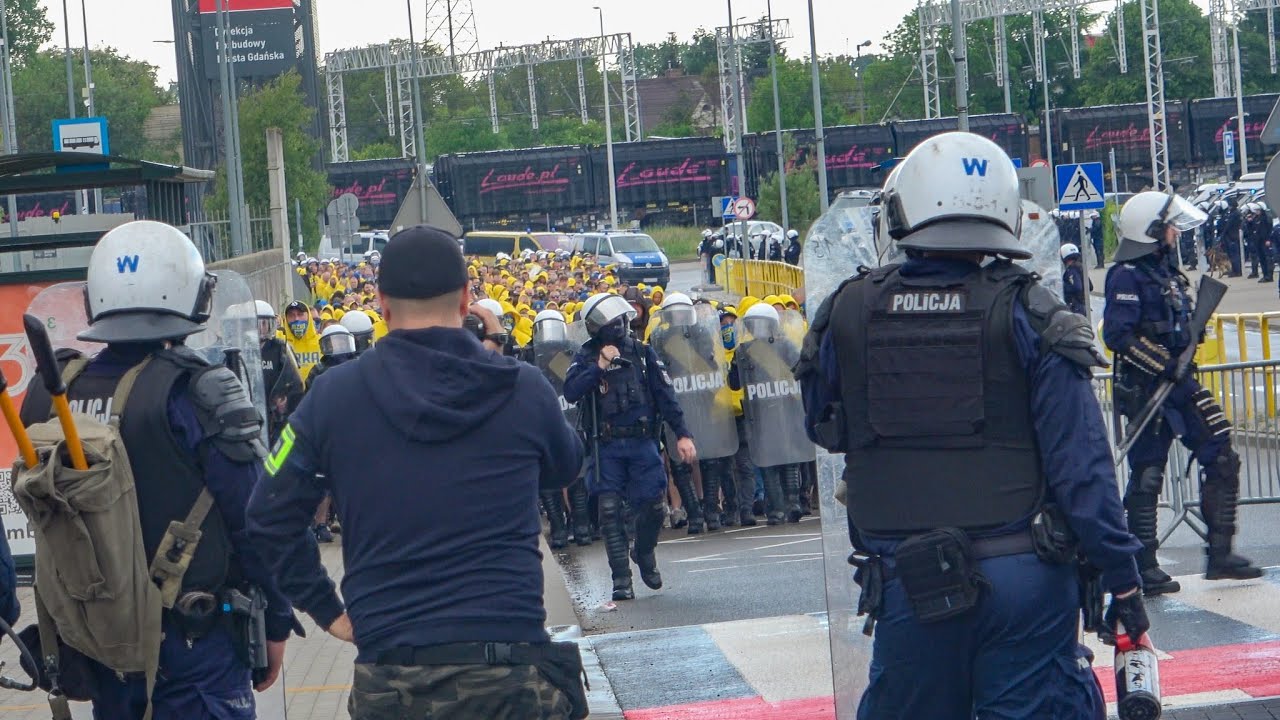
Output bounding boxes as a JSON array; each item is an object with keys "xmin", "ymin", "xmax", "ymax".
[
  {"xmin": 721, "ymin": 257, "xmax": 804, "ymax": 300},
  {"xmin": 1093, "ymin": 358, "xmax": 1280, "ymax": 542}
]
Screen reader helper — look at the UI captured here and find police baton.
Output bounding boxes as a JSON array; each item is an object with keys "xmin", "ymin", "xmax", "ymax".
[
  {"xmin": 0, "ymin": 368, "xmax": 38, "ymax": 469},
  {"xmin": 23, "ymin": 314, "xmax": 88, "ymax": 471}
]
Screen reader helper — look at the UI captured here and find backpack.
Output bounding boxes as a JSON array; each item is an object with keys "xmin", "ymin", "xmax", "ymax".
[{"xmin": 12, "ymin": 356, "xmax": 215, "ymax": 720}]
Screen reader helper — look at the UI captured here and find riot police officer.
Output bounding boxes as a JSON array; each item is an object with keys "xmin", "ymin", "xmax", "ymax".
[
  {"xmin": 796, "ymin": 133, "xmax": 1147, "ymax": 716},
  {"xmin": 532, "ymin": 309, "xmax": 592, "ymax": 548},
  {"xmin": 564, "ymin": 293, "xmax": 697, "ymax": 600},
  {"xmin": 256, "ymin": 300, "xmax": 304, "ymax": 444},
  {"xmin": 767, "ymin": 233, "xmax": 783, "ymax": 262},
  {"xmin": 783, "ymin": 229, "xmax": 802, "ymax": 266},
  {"xmin": 1218, "ymin": 197, "xmax": 1244, "ymax": 277},
  {"xmin": 729, "ymin": 304, "xmax": 811, "ymax": 525},
  {"xmin": 307, "ymin": 325, "xmax": 360, "ymax": 386},
  {"xmin": 22, "ymin": 221, "xmax": 295, "ymax": 718},
  {"xmin": 1060, "ymin": 243, "xmax": 1087, "ymax": 316},
  {"xmin": 1244, "ymin": 203, "xmax": 1272, "ymax": 281},
  {"xmin": 652, "ymin": 294, "xmax": 739, "ymax": 534},
  {"xmin": 1104, "ymin": 191, "xmax": 1262, "ymax": 595}
]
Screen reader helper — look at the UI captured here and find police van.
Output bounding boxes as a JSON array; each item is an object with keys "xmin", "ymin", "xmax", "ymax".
[{"xmin": 571, "ymin": 231, "xmax": 670, "ymax": 287}]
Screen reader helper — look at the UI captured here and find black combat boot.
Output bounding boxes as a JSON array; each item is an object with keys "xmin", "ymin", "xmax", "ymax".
[
  {"xmin": 631, "ymin": 500, "xmax": 665, "ymax": 590},
  {"xmin": 540, "ymin": 490, "xmax": 570, "ymax": 549},
  {"xmin": 1202, "ymin": 455, "xmax": 1263, "ymax": 580},
  {"xmin": 782, "ymin": 465, "xmax": 803, "ymax": 523},
  {"xmin": 763, "ymin": 468, "xmax": 786, "ymax": 525},
  {"xmin": 569, "ymin": 481, "xmax": 593, "ymax": 546},
  {"xmin": 701, "ymin": 459, "xmax": 726, "ymax": 531},
  {"xmin": 1125, "ymin": 466, "xmax": 1180, "ymax": 596},
  {"xmin": 671, "ymin": 462, "xmax": 704, "ymax": 535},
  {"xmin": 599, "ymin": 494, "xmax": 634, "ymax": 600}
]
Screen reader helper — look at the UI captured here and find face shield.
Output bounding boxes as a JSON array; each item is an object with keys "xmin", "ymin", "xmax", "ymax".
[
  {"xmin": 534, "ymin": 319, "xmax": 568, "ymax": 344},
  {"xmin": 1158, "ymin": 194, "xmax": 1209, "ymax": 234},
  {"xmin": 257, "ymin": 317, "xmax": 277, "ymax": 340},
  {"xmin": 664, "ymin": 303, "xmax": 696, "ymax": 327},
  {"xmin": 320, "ymin": 330, "xmax": 358, "ymax": 358},
  {"xmin": 585, "ymin": 294, "xmax": 638, "ymax": 336}
]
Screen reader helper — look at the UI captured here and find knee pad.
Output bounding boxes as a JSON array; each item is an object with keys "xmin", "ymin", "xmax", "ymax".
[
  {"xmin": 1192, "ymin": 387, "xmax": 1232, "ymax": 438},
  {"xmin": 598, "ymin": 493, "xmax": 624, "ymax": 521},
  {"xmin": 1203, "ymin": 449, "xmax": 1241, "ymax": 490},
  {"xmin": 1128, "ymin": 465, "xmax": 1165, "ymax": 497}
]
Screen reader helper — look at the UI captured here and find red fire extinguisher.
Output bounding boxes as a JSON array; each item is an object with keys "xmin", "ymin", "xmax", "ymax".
[{"xmin": 1115, "ymin": 623, "xmax": 1162, "ymax": 720}]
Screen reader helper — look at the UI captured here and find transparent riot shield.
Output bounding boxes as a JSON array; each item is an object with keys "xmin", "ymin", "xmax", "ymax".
[
  {"xmin": 535, "ymin": 336, "xmax": 581, "ymax": 430},
  {"xmin": 778, "ymin": 308, "xmax": 808, "ymax": 350},
  {"xmin": 25, "ymin": 282, "xmax": 99, "ymax": 358},
  {"xmin": 804, "ymin": 203, "xmax": 878, "ymax": 720},
  {"xmin": 650, "ymin": 304, "xmax": 738, "ymax": 460},
  {"xmin": 1017, "ymin": 200, "xmax": 1064, "ymax": 302},
  {"xmin": 733, "ymin": 319, "xmax": 815, "ymax": 468},
  {"xmin": 803, "ymin": 205, "xmax": 883, "ymax": 295},
  {"xmin": 189, "ymin": 269, "xmax": 269, "ymax": 446}
]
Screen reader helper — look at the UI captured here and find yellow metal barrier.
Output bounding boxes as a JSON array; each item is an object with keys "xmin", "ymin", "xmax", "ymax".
[
  {"xmin": 1211, "ymin": 312, "xmax": 1280, "ymax": 421},
  {"xmin": 721, "ymin": 258, "xmax": 804, "ymax": 301}
]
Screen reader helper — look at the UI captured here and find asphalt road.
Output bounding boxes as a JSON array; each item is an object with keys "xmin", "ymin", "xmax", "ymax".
[{"xmin": 556, "ymin": 515, "xmax": 828, "ymax": 635}]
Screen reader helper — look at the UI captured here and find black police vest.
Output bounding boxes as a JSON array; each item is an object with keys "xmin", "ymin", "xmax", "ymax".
[
  {"xmin": 596, "ymin": 339, "xmax": 649, "ymax": 420},
  {"xmin": 830, "ymin": 261, "xmax": 1045, "ymax": 537},
  {"xmin": 61, "ymin": 353, "xmax": 233, "ymax": 593}
]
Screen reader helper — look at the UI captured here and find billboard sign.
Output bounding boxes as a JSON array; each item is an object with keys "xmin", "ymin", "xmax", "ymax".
[{"xmin": 200, "ymin": 0, "xmax": 295, "ymax": 80}]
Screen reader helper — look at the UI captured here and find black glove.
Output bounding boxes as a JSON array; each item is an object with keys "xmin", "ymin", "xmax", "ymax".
[{"xmin": 1104, "ymin": 589, "xmax": 1150, "ymax": 647}]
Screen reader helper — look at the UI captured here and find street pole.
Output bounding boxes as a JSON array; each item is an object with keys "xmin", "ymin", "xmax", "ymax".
[
  {"xmin": 1233, "ymin": 23, "xmax": 1248, "ymax": 176},
  {"xmin": 595, "ymin": 7, "xmax": 618, "ymax": 230},
  {"xmin": 728, "ymin": 0, "xmax": 747, "ymax": 230},
  {"xmin": 80, "ymin": 0, "xmax": 101, "ymax": 213},
  {"xmin": 215, "ymin": 0, "xmax": 245, "ymax": 257},
  {"xmin": 1042, "ymin": 74, "xmax": 1053, "ymax": 170},
  {"xmin": 406, "ymin": 1, "xmax": 430, "ymax": 222},
  {"xmin": 0, "ymin": 0, "xmax": 17, "ymax": 238},
  {"xmin": 61, "ymin": 0, "xmax": 82, "ymax": 214},
  {"xmin": 767, "ymin": 0, "xmax": 788, "ymax": 230},
  {"xmin": 808, "ymin": 0, "xmax": 828, "ymax": 212},
  {"xmin": 951, "ymin": 0, "xmax": 969, "ymax": 132}
]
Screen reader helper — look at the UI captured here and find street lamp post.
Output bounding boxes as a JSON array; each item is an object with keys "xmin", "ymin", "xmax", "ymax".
[
  {"xmin": 1232, "ymin": 23, "xmax": 1248, "ymax": 176},
  {"xmin": 80, "ymin": 0, "xmax": 101, "ymax": 213},
  {"xmin": 594, "ymin": 6, "xmax": 618, "ymax": 230},
  {"xmin": 406, "ymin": 0, "xmax": 430, "ymax": 221},
  {"xmin": 808, "ymin": 0, "xmax": 828, "ymax": 212},
  {"xmin": 0, "ymin": 0, "xmax": 17, "ymax": 238},
  {"xmin": 60, "ymin": 0, "xmax": 82, "ymax": 213},
  {"xmin": 855, "ymin": 40, "xmax": 871, "ymax": 126},
  {"xmin": 214, "ymin": 0, "xmax": 246, "ymax": 256},
  {"xmin": 766, "ymin": 0, "xmax": 788, "ymax": 230}
]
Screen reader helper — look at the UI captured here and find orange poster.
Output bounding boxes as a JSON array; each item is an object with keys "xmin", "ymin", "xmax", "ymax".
[{"xmin": 0, "ymin": 281, "xmax": 55, "ymax": 556}]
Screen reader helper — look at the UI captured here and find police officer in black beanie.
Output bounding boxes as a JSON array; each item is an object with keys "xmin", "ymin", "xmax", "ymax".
[{"xmin": 249, "ymin": 225, "xmax": 588, "ymax": 719}]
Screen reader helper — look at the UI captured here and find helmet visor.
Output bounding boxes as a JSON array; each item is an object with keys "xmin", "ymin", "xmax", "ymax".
[
  {"xmin": 1165, "ymin": 195, "xmax": 1208, "ymax": 232},
  {"xmin": 534, "ymin": 319, "xmax": 568, "ymax": 344},
  {"xmin": 320, "ymin": 332, "xmax": 358, "ymax": 357}
]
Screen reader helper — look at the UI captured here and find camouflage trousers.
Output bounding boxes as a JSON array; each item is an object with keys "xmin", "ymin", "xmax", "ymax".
[{"xmin": 348, "ymin": 662, "xmax": 575, "ymax": 720}]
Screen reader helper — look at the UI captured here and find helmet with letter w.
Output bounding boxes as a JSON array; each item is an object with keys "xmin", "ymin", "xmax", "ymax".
[
  {"xmin": 81, "ymin": 220, "xmax": 217, "ymax": 343},
  {"xmin": 881, "ymin": 131, "xmax": 1028, "ymax": 259}
]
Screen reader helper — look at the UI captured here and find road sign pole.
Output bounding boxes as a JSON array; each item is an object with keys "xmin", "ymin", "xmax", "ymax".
[{"xmin": 1079, "ymin": 215, "xmax": 1092, "ymax": 326}]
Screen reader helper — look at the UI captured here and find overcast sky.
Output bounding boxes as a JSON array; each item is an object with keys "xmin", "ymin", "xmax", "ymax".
[{"xmin": 39, "ymin": 0, "xmax": 907, "ymax": 86}]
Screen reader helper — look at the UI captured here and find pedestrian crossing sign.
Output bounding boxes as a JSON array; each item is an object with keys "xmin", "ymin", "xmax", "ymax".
[{"xmin": 1055, "ymin": 162, "xmax": 1106, "ymax": 211}]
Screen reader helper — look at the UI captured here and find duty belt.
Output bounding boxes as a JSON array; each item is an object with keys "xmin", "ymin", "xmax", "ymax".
[
  {"xmin": 375, "ymin": 641, "xmax": 552, "ymax": 667},
  {"xmin": 602, "ymin": 419, "xmax": 655, "ymax": 441}
]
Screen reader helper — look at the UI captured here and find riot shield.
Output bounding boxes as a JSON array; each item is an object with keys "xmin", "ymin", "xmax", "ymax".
[
  {"xmin": 25, "ymin": 282, "xmax": 99, "ymax": 358},
  {"xmin": 189, "ymin": 270, "xmax": 269, "ymax": 446},
  {"xmin": 650, "ymin": 304, "xmax": 738, "ymax": 460},
  {"xmin": 778, "ymin": 308, "xmax": 807, "ymax": 350},
  {"xmin": 535, "ymin": 337, "xmax": 580, "ymax": 429},
  {"xmin": 802, "ymin": 205, "xmax": 882, "ymax": 297},
  {"xmin": 1017, "ymin": 199, "xmax": 1064, "ymax": 302},
  {"xmin": 804, "ymin": 202, "xmax": 875, "ymax": 720},
  {"xmin": 733, "ymin": 320, "xmax": 815, "ymax": 468}
]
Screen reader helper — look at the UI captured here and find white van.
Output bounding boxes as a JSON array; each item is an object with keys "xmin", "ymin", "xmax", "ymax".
[{"xmin": 317, "ymin": 231, "xmax": 389, "ymax": 261}]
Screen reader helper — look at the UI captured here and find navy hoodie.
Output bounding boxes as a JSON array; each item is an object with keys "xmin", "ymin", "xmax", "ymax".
[{"xmin": 247, "ymin": 327, "xmax": 583, "ymax": 661}]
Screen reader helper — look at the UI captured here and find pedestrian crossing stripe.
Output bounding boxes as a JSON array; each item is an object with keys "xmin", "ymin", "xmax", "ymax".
[{"xmin": 264, "ymin": 425, "xmax": 295, "ymax": 476}]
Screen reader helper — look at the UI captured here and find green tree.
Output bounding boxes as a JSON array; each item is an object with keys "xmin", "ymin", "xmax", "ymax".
[
  {"xmin": 756, "ymin": 139, "xmax": 821, "ymax": 233},
  {"xmin": 2, "ymin": 0, "xmax": 53, "ymax": 65},
  {"xmin": 209, "ymin": 72, "xmax": 329, "ymax": 250},
  {"xmin": 349, "ymin": 141, "xmax": 400, "ymax": 161},
  {"xmin": 681, "ymin": 29, "xmax": 719, "ymax": 77},
  {"xmin": 747, "ymin": 58, "xmax": 856, "ymax": 132},
  {"xmin": 1077, "ymin": 0, "xmax": 1211, "ymax": 106},
  {"xmin": 12, "ymin": 48, "xmax": 168, "ymax": 157},
  {"xmin": 634, "ymin": 33, "xmax": 685, "ymax": 78}
]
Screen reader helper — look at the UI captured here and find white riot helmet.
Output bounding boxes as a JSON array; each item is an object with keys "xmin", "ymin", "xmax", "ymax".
[
  {"xmin": 1114, "ymin": 192, "xmax": 1208, "ymax": 263},
  {"xmin": 81, "ymin": 220, "xmax": 216, "ymax": 343},
  {"xmin": 581, "ymin": 293, "xmax": 636, "ymax": 337},
  {"xmin": 339, "ymin": 309, "xmax": 375, "ymax": 353},
  {"xmin": 882, "ymin": 132, "xmax": 1026, "ymax": 258},
  {"xmin": 786, "ymin": 229, "xmax": 800, "ymax": 241},
  {"xmin": 295, "ymin": 251, "xmax": 307, "ymax": 264},
  {"xmin": 741, "ymin": 302, "xmax": 779, "ymax": 340},
  {"xmin": 659, "ymin": 291, "xmax": 696, "ymax": 327},
  {"xmin": 319, "ymin": 325, "xmax": 358, "ymax": 360},
  {"xmin": 1059, "ymin": 243, "xmax": 1081, "ymax": 261},
  {"xmin": 254, "ymin": 300, "xmax": 278, "ymax": 341},
  {"xmin": 475, "ymin": 298, "xmax": 504, "ymax": 319},
  {"xmin": 533, "ymin": 309, "xmax": 568, "ymax": 344},
  {"xmin": 701, "ymin": 229, "xmax": 713, "ymax": 239}
]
